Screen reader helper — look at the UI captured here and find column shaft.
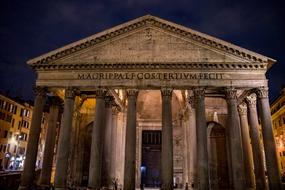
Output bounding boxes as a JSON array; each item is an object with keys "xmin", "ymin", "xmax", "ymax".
[
  {"xmin": 194, "ymin": 88, "xmax": 208, "ymax": 190},
  {"xmin": 238, "ymin": 103, "xmax": 255, "ymax": 189},
  {"xmin": 110, "ymin": 107, "xmax": 119, "ymax": 183},
  {"xmin": 123, "ymin": 90, "xmax": 138, "ymax": 190},
  {"xmin": 225, "ymin": 88, "xmax": 245, "ymax": 190},
  {"xmin": 88, "ymin": 89, "xmax": 107, "ymax": 190},
  {"xmin": 182, "ymin": 117, "xmax": 189, "ymax": 186},
  {"xmin": 187, "ymin": 95, "xmax": 197, "ymax": 187},
  {"xmin": 39, "ymin": 97, "xmax": 60, "ymax": 187},
  {"xmin": 101, "ymin": 96, "xmax": 114, "ymax": 187},
  {"xmin": 54, "ymin": 88, "xmax": 75, "ymax": 190},
  {"xmin": 257, "ymin": 87, "xmax": 281, "ymax": 190},
  {"xmin": 161, "ymin": 88, "xmax": 173, "ymax": 190},
  {"xmin": 18, "ymin": 87, "xmax": 46, "ymax": 190},
  {"xmin": 246, "ymin": 94, "xmax": 267, "ymax": 190}
]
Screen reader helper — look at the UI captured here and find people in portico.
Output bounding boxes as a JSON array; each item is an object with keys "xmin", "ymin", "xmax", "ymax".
[{"xmin": 18, "ymin": 15, "xmax": 281, "ymax": 190}]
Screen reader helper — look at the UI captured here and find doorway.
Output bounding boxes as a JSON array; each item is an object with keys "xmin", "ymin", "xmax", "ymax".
[
  {"xmin": 141, "ymin": 130, "xmax": 162, "ymax": 187},
  {"xmin": 208, "ymin": 122, "xmax": 230, "ymax": 189}
]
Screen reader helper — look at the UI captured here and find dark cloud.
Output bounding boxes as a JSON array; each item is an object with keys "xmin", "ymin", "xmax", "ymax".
[{"xmin": 0, "ymin": 0, "xmax": 284, "ymax": 101}]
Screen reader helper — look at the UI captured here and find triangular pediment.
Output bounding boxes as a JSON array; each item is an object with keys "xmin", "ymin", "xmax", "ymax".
[{"xmin": 28, "ymin": 15, "xmax": 275, "ymax": 67}]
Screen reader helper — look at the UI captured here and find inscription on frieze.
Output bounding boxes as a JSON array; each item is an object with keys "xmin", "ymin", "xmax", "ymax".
[{"xmin": 77, "ymin": 72, "xmax": 224, "ymax": 80}]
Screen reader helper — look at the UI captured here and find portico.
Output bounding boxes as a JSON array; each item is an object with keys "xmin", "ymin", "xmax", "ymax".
[{"xmin": 18, "ymin": 15, "xmax": 281, "ymax": 190}]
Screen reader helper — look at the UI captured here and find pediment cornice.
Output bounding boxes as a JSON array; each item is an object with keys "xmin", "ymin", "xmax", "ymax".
[
  {"xmin": 32, "ymin": 62, "xmax": 267, "ymax": 71},
  {"xmin": 27, "ymin": 15, "xmax": 275, "ymax": 67}
]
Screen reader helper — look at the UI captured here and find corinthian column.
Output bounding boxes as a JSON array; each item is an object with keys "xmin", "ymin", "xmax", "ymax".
[
  {"xmin": 246, "ymin": 94, "xmax": 267, "ymax": 190},
  {"xmin": 123, "ymin": 89, "xmax": 138, "ymax": 190},
  {"xmin": 257, "ymin": 87, "xmax": 281, "ymax": 190},
  {"xmin": 238, "ymin": 103, "xmax": 255, "ymax": 189},
  {"xmin": 88, "ymin": 89, "xmax": 107, "ymax": 190},
  {"xmin": 225, "ymin": 87, "xmax": 245, "ymax": 190},
  {"xmin": 54, "ymin": 87, "xmax": 76, "ymax": 190},
  {"xmin": 39, "ymin": 97, "xmax": 61, "ymax": 188},
  {"xmin": 187, "ymin": 94, "xmax": 197, "ymax": 187},
  {"xmin": 161, "ymin": 88, "xmax": 173, "ymax": 190},
  {"xmin": 18, "ymin": 87, "xmax": 46, "ymax": 190},
  {"xmin": 194, "ymin": 88, "xmax": 208, "ymax": 190},
  {"xmin": 102, "ymin": 96, "xmax": 114, "ymax": 188}
]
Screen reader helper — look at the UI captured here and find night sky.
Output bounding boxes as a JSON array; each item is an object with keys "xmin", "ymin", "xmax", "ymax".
[{"xmin": 0, "ymin": 0, "xmax": 284, "ymax": 102}]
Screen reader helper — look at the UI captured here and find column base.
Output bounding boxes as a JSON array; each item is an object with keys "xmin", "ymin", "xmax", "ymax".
[
  {"xmin": 18, "ymin": 186, "xmax": 29, "ymax": 190},
  {"xmin": 55, "ymin": 188, "xmax": 66, "ymax": 190},
  {"xmin": 38, "ymin": 184, "xmax": 52, "ymax": 190},
  {"xmin": 87, "ymin": 187, "xmax": 101, "ymax": 190}
]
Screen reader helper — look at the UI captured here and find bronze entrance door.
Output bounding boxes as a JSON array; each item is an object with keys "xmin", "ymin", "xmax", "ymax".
[{"xmin": 141, "ymin": 130, "xmax": 162, "ymax": 188}]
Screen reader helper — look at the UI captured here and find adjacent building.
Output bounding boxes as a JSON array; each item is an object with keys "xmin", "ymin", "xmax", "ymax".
[
  {"xmin": 271, "ymin": 88, "xmax": 285, "ymax": 175},
  {"xmin": 0, "ymin": 94, "xmax": 48, "ymax": 171}
]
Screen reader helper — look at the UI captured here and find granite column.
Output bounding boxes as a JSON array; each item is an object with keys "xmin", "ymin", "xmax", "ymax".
[
  {"xmin": 238, "ymin": 103, "xmax": 255, "ymax": 189},
  {"xmin": 225, "ymin": 87, "xmax": 245, "ymax": 190},
  {"xmin": 39, "ymin": 97, "xmax": 60, "ymax": 188},
  {"xmin": 161, "ymin": 88, "xmax": 173, "ymax": 190},
  {"xmin": 257, "ymin": 87, "xmax": 281, "ymax": 190},
  {"xmin": 88, "ymin": 89, "xmax": 107, "ymax": 190},
  {"xmin": 18, "ymin": 87, "xmax": 46, "ymax": 190},
  {"xmin": 246, "ymin": 94, "xmax": 267, "ymax": 190},
  {"xmin": 54, "ymin": 88, "xmax": 76, "ymax": 190},
  {"xmin": 123, "ymin": 89, "xmax": 138, "ymax": 190},
  {"xmin": 194, "ymin": 88, "xmax": 208, "ymax": 190}
]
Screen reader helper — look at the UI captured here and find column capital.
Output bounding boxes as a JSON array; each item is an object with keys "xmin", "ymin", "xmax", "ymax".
[
  {"xmin": 193, "ymin": 88, "xmax": 205, "ymax": 99},
  {"xmin": 33, "ymin": 86, "xmax": 47, "ymax": 97},
  {"xmin": 246, "ymin": 94, "xmax": 257, "ymax": 108},
  {"xmin": 224, "ymin": 87, "xmax": 237, "ymax": 100},
  {"xmin": 65, "ymin": 87, "xmax": 76, "ymax": 99},
  {"xmin": 161, "ymin": 88, "xmax": 173, "ymax": 97},
  {"xmin": 238, "ymin": 103, "xmax": 247, "ymax": 116},
  {"xmin": 187, "ymin": 96, "xmax": 195, "ymax": 109},
  {"xmin": 112, "ymin": 105, "xmax": 120, "ymax": 115},
  {"xmin": 126, "ymin": 89, "xmax": 139, "ymax": 97},
  {"xmin": 105, "ymin": 96, "xmax": 115, "ymax": 108},
  {"xmin": 95, "ymin": 88, "xmax": 107, "ymax": 98},
  {"xmin": 256, "ymin": 87, "xmax": 269, "ymax": 99},
  {"xmin": 48, "ymin": 96, "xmax": 63, "ymax": 106}
]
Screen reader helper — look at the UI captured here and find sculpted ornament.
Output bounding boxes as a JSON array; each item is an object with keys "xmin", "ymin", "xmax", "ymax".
[
  {"xmin": 187, "ymin": 96, "xmax": 195, "ymax": 109},
  {"xmin": 256, "ymin": 87, "xmax": 268, "ymax": 99},
  {"xmin": 161, "ymin": 88, "xmax": 173, "ymax": 97},
  {"xmin": 238, "ymin": 103, "xmax": 247, "ymax": 115},
  {"xmin": 126, "ymin": 89, "xmax": 139, "ymax": 97},
  {"xmin": 225, "ymin": 87, "xmax": 237, "ymax": 100},
  {"xmin": 105, "ymin": 96, "xmax": 115, "ymax": 108},
  {"xmin": 193, "ymin": 88, "xmax": 205, "ymax": 99},
  {"xmin": 65, "ymin": 87, "xmax": 76, "ymax": 99},
  {"xmin": 95, "ymin": 88, "xmax": 107, "ymax": 98},
  {"xmin": 33, "ymin": 86, "xmax": 47, "ymax": 97},
  {"xmin": 246, "ymin": 94, "xmax": 257, "ymax": 108}
]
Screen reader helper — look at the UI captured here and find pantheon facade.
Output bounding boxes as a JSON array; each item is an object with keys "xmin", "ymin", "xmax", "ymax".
[{"xmin": 18, "ymin": 15, "xmax": 281, "ymax": 190}]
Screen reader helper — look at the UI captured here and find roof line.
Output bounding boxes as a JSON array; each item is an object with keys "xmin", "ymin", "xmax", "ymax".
[{"xmin": 27, "ymin": 14, "xmax": 276, "ymax": 67}]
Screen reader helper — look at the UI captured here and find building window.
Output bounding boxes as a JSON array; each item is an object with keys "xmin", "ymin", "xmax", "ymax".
[
  {"xmin": 18, "ymin": 121, "xmax": 21, "ymax": 129},
  {"xmin": 6, "ymin": 114, "xmax": 12, "ymax": 123},
  {"xmin": 13, "ymin": 106, "xmax": 17, "ymax": 114},
  {"xmin": 7, "ymin": 144, "xmax": 10, "ymax": 152},
  {"xmin": 11, "ymin": 118, "xmax": 15, "ymax": 127},
  {"xmin": 4, "ymin": 130, "xmax": 8, "ymax": 138},
  {"xmin": 13, "ymin": 145, "xmax": 17, "ymax": 153},
  {"xmin": 3, "ymin": 145, "xmax": 6, "ymax": 153},
  {"xmin": 0, "ymin": 111, "xmax": 5, "ymax": 120}
]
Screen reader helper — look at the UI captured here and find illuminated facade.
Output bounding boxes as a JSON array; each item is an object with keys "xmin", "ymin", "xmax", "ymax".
[
  {"xmin": 0, "ymin": 94, "xmax": 48, "ymax": 171},
  {"xmin": 271, "ymin": 88, "xmax": 285, "ymax": 174},
  {"xmin": 17, "ymin": 15, "xmax": 282, "ymax": 190}
]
